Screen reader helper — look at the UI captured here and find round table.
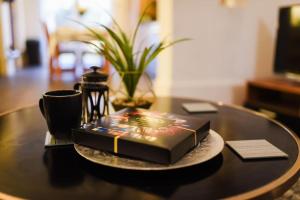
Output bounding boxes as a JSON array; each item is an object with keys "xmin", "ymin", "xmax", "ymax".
[{"xmin": 0, "ymin": 97, "xmax": 299, "ymax": 200}]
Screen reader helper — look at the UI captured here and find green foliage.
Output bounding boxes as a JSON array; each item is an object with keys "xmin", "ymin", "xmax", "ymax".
[{"xmin": 79, "ymin": 4, "xmax": 189, "ymax": 100}]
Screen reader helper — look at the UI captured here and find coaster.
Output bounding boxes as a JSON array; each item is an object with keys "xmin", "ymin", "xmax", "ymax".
[
  {"xmin": 44, "ymin": 131, "xmax": 73, "ymax": 148},
  {"xmin": 182, "ymin": 102, "xmax": 218, "ymax": 113},
  {"xmin": 226, "ymin": 139, "xmax": 288, "ymax": 159}
]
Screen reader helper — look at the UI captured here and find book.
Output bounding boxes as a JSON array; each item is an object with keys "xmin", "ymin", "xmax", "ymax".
[{"xmin": 72, "ymin": 108, "xmax": 210, "ymax": 164}]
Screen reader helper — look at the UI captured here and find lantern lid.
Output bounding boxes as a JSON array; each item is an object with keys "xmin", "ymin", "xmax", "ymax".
[{"xmin": 82, "ymin": 66, "xmax": 108, "ymax": 82}]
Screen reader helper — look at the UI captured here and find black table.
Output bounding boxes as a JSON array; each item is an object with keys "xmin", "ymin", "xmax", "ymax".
[{"xmin": 0, "ymin": 97, "xmax": 299, "ymax": 199}]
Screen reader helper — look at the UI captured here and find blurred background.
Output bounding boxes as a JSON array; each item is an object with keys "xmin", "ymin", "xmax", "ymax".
[{"xmin": 1, "ymin": 0, "xmax": 300, "ymax": 131}]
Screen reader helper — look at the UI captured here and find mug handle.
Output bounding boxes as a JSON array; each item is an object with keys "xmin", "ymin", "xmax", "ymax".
[
  {"xmin": 39, "ymin": 98, "xmax": 45, "ymax": 117},
  {"xmin": 74, "ymin": 83, "xmax": 81, "ymax": 90}
]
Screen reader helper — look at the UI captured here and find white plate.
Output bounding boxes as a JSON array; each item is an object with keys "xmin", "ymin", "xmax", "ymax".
[{"xmin": 74, "ymin": 129, "xmax": 224, "ymax": 171}]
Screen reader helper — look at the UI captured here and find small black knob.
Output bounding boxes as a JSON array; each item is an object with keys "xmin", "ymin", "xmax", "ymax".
[{"xmin": 90, "ymin": 66, "xmax": 101, "ymax": 72}]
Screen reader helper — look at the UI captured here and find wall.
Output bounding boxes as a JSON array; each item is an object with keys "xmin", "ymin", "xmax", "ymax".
[
  {"xmin": 23, "ymin": 0, "xmax": 41, "ymax": 40},
  {"xmin": 113, "ymin": 0, "xmax": 140, "ymax": 33},
  {"xmin": 155, "ymin": 0, "xmax": 173, "ymax": 96},
  {"xmin": 0, "ymin": 3, "xmax": 7, "ymax": 75},
  {"xmin": 14, "ymin": 0, "xmax": 26, "ymax": 52},
  {"xmin": 156, "ymin": 0, "xmax": 300, "ymax": 105},
  {"xmin": 0, "ymin": 2, "xmax": 15, "ymax": 75}
]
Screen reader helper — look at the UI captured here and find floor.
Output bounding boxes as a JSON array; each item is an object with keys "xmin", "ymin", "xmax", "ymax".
[
  {"xmin": 278, "ymin": 181, "xmax": 300, "ymax": 200},
  {"xmin": 0, "ymin": 66, "xmax": 77, "ymax": 114},
  {"xmin": 0, "ymin": 67, "xmax": 299, "ymax": 199}
]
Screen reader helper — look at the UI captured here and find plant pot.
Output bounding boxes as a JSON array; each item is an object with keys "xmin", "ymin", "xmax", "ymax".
[{"xmin": 108, "ymin": 71, "xmax": 156, "ymax": 111}]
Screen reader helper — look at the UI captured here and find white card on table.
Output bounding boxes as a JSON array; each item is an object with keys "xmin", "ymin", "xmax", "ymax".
[
  {"xmin": 44, "ymin": 131, "xmax": 73, "ymax": 148},
  {"xmin": 226, "ymin": 139, "xmax": 288, "ymax": 159},
  {"xmin": 182, "ymin": 102, "xmax": 218, "ymax": 113}
]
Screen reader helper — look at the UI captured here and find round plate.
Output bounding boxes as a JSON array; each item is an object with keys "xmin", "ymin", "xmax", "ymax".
[{"xmin": 74, "ymin": 129, "xmax": 224, "ymax": 171}]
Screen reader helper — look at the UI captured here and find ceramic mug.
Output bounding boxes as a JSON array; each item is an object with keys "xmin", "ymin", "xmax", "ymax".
[{"xmin": 39, "ymin": 90, "xmax": 82, "ymax": 139}]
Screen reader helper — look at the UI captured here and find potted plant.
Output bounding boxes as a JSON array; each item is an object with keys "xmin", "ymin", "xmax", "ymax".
[{"xmin": 79, "ymin": 4, "xmax": 188, "ymax": 110}]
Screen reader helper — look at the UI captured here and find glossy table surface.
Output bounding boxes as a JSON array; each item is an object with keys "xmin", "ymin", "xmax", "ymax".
[{"xmin": 0, "ymin": 97, "xmax": 299, "ymax": 200}]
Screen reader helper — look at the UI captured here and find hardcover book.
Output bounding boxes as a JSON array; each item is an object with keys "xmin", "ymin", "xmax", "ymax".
[{"xmin": 72, "ymin": 108, "xmax": 210, "ymax": 164}]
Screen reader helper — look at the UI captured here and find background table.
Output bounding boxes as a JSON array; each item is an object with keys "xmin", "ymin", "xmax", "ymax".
[{"xmin": 0, "ymin": 97, "xmax": 299, "ymax": 199}]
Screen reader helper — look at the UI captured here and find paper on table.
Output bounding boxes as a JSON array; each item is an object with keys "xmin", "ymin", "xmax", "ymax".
[
  {"xmin": 44, "ymin": 131, "xmax": 73, "ymax": 148},
  {"xmin": 226, "ymin": 139, "xmax": 288, "ymax": 159},
  {"xmin": 182, "ymin": 102, "xmax": 218, "ymax": 113}
]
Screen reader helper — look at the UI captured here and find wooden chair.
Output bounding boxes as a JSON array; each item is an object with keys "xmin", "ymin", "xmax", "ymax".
[{"xmin": 41, "ymin": 22, "xmax": 77, "ymax": 77}]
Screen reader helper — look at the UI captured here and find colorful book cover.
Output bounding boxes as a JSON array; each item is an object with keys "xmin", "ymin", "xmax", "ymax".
[{"xmin": 73, "ymin": 108, "xmax": 210, "ymax": 164}]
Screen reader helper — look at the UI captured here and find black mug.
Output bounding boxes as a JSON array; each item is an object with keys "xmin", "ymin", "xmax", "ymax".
[{"xmin": 39, "ymin": 90, "xmax": 82, "ymax": 139}]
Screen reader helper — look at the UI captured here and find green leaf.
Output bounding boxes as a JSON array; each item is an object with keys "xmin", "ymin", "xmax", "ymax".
[
  {"xmin": 138, "ymin": 45, "xmax": 154, "ymax": 71},
  {"xmin": 141, "ymin": 42, "xmax": 164, "ymax": 72},
  {"xmin": 101, "ymin": 25, "xmax": 134, "ymax": 71},
  {"xmin": 163, "ymin": 38, "xmax": 191, "ymax": 49},
  {"xmin": 97, "ymin": 12, "xmax": 130, "ymax": 46},
  {"xmin": 74, "ymin": 10, "xmax": 190, "ymax": 100}
]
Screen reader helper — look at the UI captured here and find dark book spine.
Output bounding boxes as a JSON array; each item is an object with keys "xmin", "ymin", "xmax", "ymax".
[{"xmin": 72, "ymin": 129, "xmax": 114, "ymax": 152}]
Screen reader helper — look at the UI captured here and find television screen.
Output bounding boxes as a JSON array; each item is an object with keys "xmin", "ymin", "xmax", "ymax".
[{"xmin": 274, "ymin": 5, "xmax": 300, "ymax": 75}]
